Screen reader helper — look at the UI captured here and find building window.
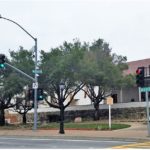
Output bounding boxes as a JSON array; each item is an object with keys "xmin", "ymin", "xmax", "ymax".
[
  {"xmin": 111, "ymin": 94, "xmax": 117, "ymax": 103},
  {"xmin": 141, "ymin": 92, "xmax": 145, "ymax": 101}
]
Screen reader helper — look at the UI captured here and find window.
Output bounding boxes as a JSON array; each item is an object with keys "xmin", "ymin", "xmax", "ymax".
[{"xmin": 111, "ymin": 94, "xmax": 117, "ymax": 103}]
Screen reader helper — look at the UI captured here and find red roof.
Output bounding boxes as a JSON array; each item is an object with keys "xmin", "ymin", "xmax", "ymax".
[{"xmin": 124, "ymin": 58, "xmax": 150, "ymax": 75}]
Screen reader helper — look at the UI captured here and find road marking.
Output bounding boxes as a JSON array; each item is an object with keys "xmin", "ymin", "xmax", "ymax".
[
  {"xmin": 112, "ymin": 141, "xmax": 150, "ymax": 149},
  {"xmin": 0, "ymin": 137, "xmax": 135, "ymax": 143}
]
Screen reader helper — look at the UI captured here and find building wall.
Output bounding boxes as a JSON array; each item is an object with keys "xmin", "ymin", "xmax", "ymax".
[
  {"xmin": 71, "ymin": 89, "xmax": 92, "ymax": 105},
  {"xmin": 124, "ymin": 58, "xmax": 150, "ymax": 75},
  {"xmin": 9, "ymin": 101, "xmax": 148, "ymax": 124},
  {"xmin": 116, "ymin": 87, "xmax": 139, "ymax": 103},
  {"xmin": 27, "ymin": 102, "xmax": 148, "ymax": 123},
  {"xmin": 67, "ymin": 86, "xmax": 104, "ymax": 106}
]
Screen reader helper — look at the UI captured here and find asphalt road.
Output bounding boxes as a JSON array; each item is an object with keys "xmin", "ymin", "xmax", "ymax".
[{"xmin": 0, "ymin": 136, "xmax": 137, "ymax": 149}]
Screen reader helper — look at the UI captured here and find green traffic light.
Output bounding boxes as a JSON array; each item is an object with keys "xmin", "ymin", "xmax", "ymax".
[{"xmin": 0, "ymin": 64, "xmax": 5, "ymax": 68}]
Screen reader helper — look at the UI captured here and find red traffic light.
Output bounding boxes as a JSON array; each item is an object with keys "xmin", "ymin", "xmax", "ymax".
[
  {"xmin": 136, "ymin": 68, "xmax": 142, "ymax": 75},
  {"xmin": 136, "ymin": 67, "xmax": 145, "ymax": 87}
]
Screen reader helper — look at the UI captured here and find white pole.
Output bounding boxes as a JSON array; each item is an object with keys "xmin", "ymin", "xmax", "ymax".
[{"xmin": 109, "ymin": 104, "xmax": 111, "ymax": 129}]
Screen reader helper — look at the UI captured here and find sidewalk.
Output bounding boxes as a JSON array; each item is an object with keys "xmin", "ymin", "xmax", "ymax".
[{"xmin": 0, "ymin": 122, "xmax": 149, "ymax": 141}]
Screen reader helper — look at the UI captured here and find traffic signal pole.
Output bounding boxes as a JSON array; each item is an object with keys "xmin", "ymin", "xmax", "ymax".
[
  {"xmin": 136, "ymin": 67, "xmax": 150, "ymax": 136},
  {"xmin": 146, "ymin": 91, "xmax": 150, "ymax": 137},
  {"xmin": 5, "ymin": 63, "xmax": 35, "ymax": 81},
  {"xmin": 0, "ymin": 15, "xmax": 38, "ymax": 131},
  {"xmin": 33, "ymin": 38, "xmax": 38, "ymax": 131}
]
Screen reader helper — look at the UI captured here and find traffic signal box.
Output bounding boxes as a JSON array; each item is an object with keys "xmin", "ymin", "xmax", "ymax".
[
  {"xmin": 28, "ymin": 88, "xmax": 44, "ymax": 101},
  {"xmin": 28, "ymin": 89, "xmax": 34, "ymax": 100},
  {"xmin": 37, "ymin": 88, "xmax": 44, "ymax": 101},
  {"xmin": 0, "ymin": 54, "xmax": 5, "ymax": 68},
  {"xmin": 136, "ymin": 67, "xmax": 145, "ymax": 87}
]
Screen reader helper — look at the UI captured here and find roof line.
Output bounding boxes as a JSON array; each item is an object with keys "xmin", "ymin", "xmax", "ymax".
[{"xmin": 127, "ymin": 58, "xmax": 150, "ymax": 63}]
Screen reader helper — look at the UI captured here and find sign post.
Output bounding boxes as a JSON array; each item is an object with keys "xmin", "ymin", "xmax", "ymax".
[
  {"xmin": 106, "ymin": 96, "xmax": 113, "ymax": 129},
  {"xmin": 140, "ymin": 87, "xmax": 150, "ymax": 137},
  {"xmin": 146, "ymin": 91, "xmax": 150, "ymax": 137}
]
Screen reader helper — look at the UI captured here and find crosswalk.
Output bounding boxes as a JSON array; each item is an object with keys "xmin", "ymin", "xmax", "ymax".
[{"xmin": 112, "ymin": 141, "xmax": 150, "ymax": 149}]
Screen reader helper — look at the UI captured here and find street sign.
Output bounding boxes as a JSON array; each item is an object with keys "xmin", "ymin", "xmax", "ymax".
[
  {"xmin": 105, "ymin": 96, "xmax": 113, "ymax": 129},
  {"xmin": 32, "ymin": 82, "xmax": 38, "ymax": 89},
  {"xmin": 140, "ymin": 87, "xmax": 150, "ymax": 92},
  {"xmin": 32, "ymin": 70, "xmax": 42, "ymax": 74},
  {"xmin": 106, "ymin": 96, "xmax": 113, "ymax": 105}
]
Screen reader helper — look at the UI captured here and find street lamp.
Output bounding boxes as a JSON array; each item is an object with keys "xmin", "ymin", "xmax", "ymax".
[
  {"xmin": 0, "ymin": 14, "xmax": 38, "ymax": 131},
  {"xmin": 59, "ymin": 82, "xmax": 65, "ymax": 134},
  {"xmin": 59, "ymin": 83, "xmax": 65, "ymax": 92}
]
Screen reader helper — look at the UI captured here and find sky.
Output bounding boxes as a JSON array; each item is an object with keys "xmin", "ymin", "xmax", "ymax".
[{"xmin": 0, "ymin": 0, "xmax": 150, "ymax": 62}]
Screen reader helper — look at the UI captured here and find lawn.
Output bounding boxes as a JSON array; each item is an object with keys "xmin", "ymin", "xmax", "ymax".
[
  {"xmin": 0, "ymin": 122, "xmax": 131, "ymax": 130},
  {"xmin": 39, "ymin": 122, "xmax": 131, "ymax": 130}
]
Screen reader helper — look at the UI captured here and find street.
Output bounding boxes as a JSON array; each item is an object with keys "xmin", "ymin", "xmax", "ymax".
[{"xmin": 0, "ymin": 136, "xmax": 137, "ymax": 149}]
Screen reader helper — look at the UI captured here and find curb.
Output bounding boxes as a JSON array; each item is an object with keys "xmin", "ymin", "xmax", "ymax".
[{"xmin": 0, "ymin": 134, "xmax": 149, "ymax": 142}]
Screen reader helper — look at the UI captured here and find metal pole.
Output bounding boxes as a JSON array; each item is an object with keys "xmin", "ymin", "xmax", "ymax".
[
  {"xmin": 33, "ymin": 38, "xmax": 38, "ymax": 131},
  {"xmin": 5, "ymin": 63, "xmax": 35, "ymax": 81},
  {"xmin": 59, "ymin": 88, "xmax": 65, "ymax": 134},
  {"xmin": 109, "ymin": 104, "xmax": 111, "ymax": 129},
  {"xmin": 139, "ymin": 87, "xmax": 141, "ymax": 102},
  {"xmin": 146, "ymin": 91, "xmax": 150, "ymax": 136},
  {"xmin": 0, "ymin": 16, "xmax": 35, "ymax": 40},
  {"xmin": 0, "ymin": 15, "xmax": 38, "ymax": 131}
]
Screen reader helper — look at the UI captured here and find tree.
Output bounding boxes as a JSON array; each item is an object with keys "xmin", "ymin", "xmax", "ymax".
[
  {"xmin": 0, "ymin": 47, "xmax": 34, "ymax": 126},
  {"xmin": 14, "ymin": 86, "xmax": 33, "ymax": 124},
  {"xmin": 8, "ymin": 47, "xmax": 35, "ymax": 124},
  {"xmin": 39, "ymin": 40, "xmax": 86, "ymax": 134},
  {"xmin": 9, "ymin": 46, "xmax": 35, "ymax": 80},
  {"xmin": 81, "ymin": 39, "xmax": 128, "ymax": 120},
  {"xmin": 0, "ymin": 92, "xmax": 16, "ymax": 126},
  {"xmin": 0, "ymin": 62, "xmax": 20, "ymax": 126}
]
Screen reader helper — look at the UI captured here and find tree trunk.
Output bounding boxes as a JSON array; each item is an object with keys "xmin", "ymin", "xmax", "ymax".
[
  {"xmin": 0, "ymin": 109, "xmax": 5, "ymax": 126},
  {"xmin": 59, "ymin": 106, "xmax": 65, "ymax": 134},
  {"xmin": 94, "ymin": 102, "xmax": 100, "ymax": 121},
  {"xmin": 22, "ymin": 113, "xmax": 27, "ymax": 124}
]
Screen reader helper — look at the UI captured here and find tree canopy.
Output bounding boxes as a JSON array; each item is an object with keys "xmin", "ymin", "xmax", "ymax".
[{"xmin": 0, "ymin": 38, "xmax": 135, "ymax": 126}]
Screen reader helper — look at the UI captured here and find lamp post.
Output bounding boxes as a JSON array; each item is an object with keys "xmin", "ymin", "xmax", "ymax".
[
  {"xmin": 59, "ymin": 82, "xmax": 65, "ymax": 134},
  {"xmin": 0, "ymin": 14, "xmax": 38, "ymax": 131}
]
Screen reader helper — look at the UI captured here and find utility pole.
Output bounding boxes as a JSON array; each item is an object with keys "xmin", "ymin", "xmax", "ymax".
[{"xmin": 33, "ymin": 38, "xmax": 38, "ymax": 131}]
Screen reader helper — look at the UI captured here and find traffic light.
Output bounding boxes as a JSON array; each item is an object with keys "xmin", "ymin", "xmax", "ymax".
[
  {"xmin": 37, "ymin": 88, "xmax": 44, "ymax": 101},
  {"xmin": 136, "ymin": 67, "xmax": 145, "ymax": 87},
  {"xmin": 28, "ymin": 89, "xmax": 34, "ymax": 100},
  {"xmin": 0, "ymin": 54, "xmax": 5, "ymax": 68},
  {"xmin": 28, "ymin": 88, "xmax": 44, "ymax": 101}
]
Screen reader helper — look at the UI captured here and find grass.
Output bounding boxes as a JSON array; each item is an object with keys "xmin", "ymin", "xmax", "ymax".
[
  {"xmin": 0, "ymin": 122, "xmax": 131, "ymax": 130},
  {"xmin": 39, "ymin": 122, "xmax": 130, "ymax": 130}
]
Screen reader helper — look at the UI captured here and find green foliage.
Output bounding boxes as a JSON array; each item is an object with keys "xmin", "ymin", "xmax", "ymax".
[
  {"xmin": 0, "ymin": 38, "xmax": 132, "ymax": 126},
  {"xmin": 40, "ymin": 40, "xmax": 86, "ymax": 109},
  {"xmin": 39, "ymin": 122, "xmax": 131, "ymax": 130},
  {"xmin": 81, "ymin": 39, "xmax": 126, "ymax": 89},
  {"xmin": 0, "ymin": 46, "xmax": 35, "ymax": 126},
  {"xmin": 0, "ymin": 122, "xmax": 130, "ymax": 130},
  {"xmin": 9, "ymin": 46, "xmax": 34, "ymax": 79},
  {"xmin": 121, "ymin": 74, "xmax": 136, "ymax": 88},
  {"xmin": 39, "ymin": 38, "xmax": 130, "ymax": 112},
  {"xmin": 5, "ymin": 47, "xmax": 35, "ymax": 95}
]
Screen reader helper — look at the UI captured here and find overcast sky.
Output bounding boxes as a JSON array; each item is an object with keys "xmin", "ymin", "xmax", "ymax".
[{"xmin": 0, "ymin": 0, "xmax": 150, "ymax": 62}]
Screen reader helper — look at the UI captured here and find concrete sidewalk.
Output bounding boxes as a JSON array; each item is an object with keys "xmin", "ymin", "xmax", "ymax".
[{"xmin": 0, "ymin": 122, "xmax": 149, "ymax": 141}]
